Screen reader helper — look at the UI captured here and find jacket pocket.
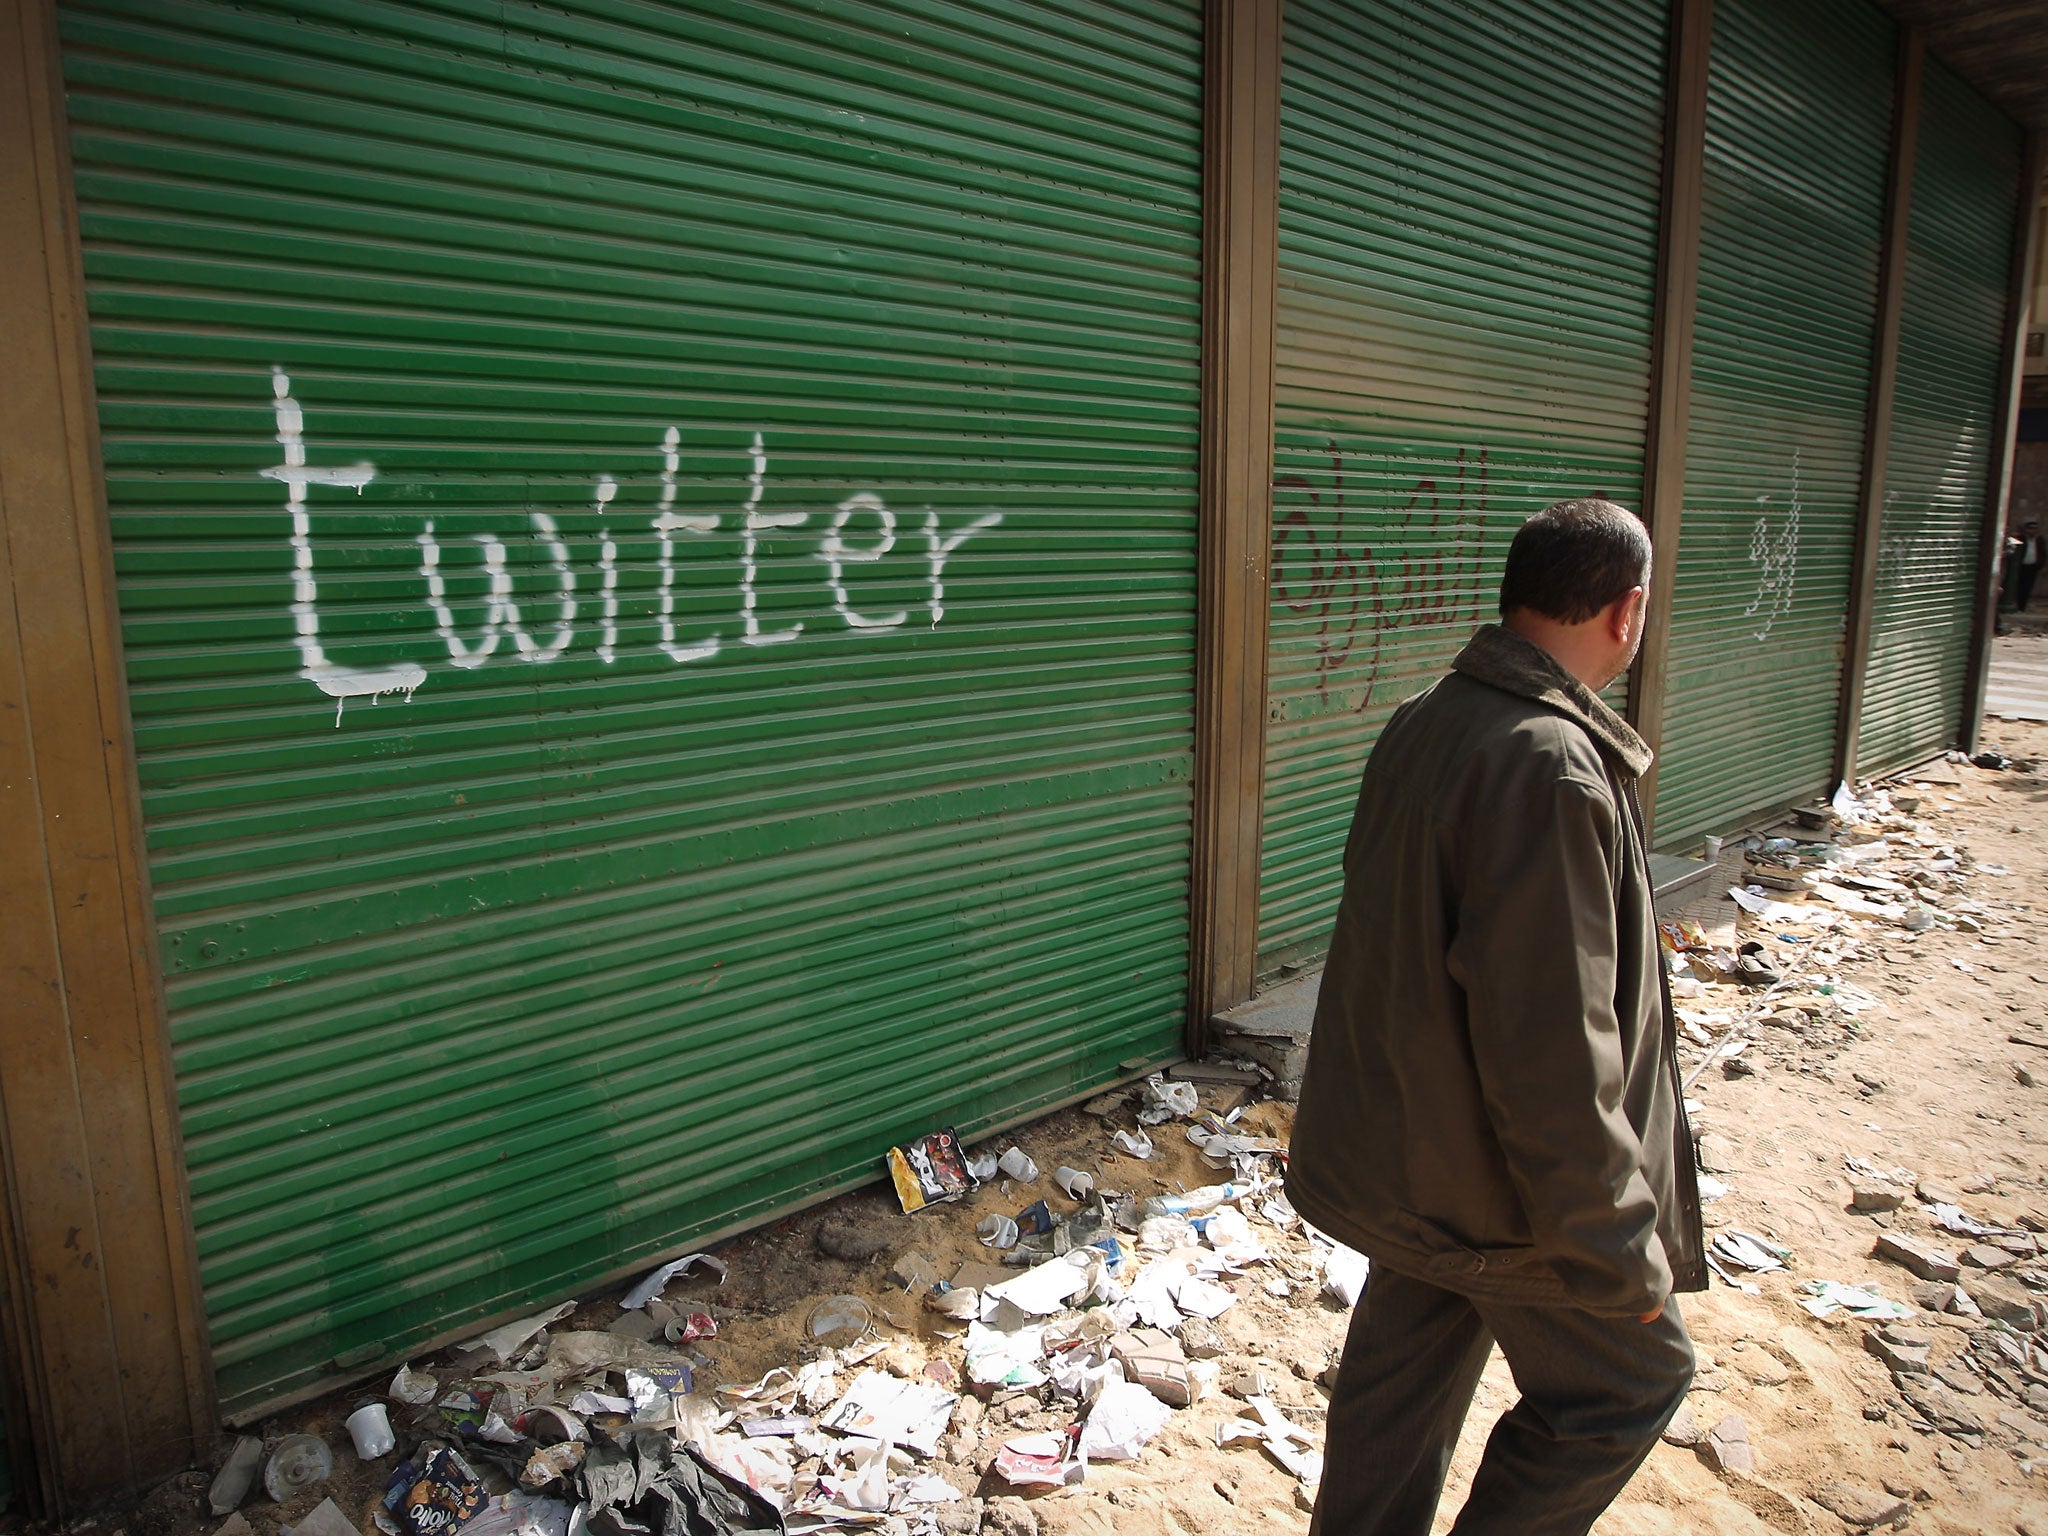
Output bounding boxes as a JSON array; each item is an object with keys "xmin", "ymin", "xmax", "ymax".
[{"xmin": 1404, "ymin": 1212, "xmax": 1543, "ymax": 1278}]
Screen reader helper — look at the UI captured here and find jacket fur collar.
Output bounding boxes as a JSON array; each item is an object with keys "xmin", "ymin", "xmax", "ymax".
[{"xmin": 1451, "ymin": 623, "xmax": 1654, "ymax": 779}]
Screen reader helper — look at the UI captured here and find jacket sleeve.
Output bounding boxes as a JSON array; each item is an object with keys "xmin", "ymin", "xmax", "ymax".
[{"xmin": 1444, "ymin": 742, "xmax": 1671, "ymax": 1317}]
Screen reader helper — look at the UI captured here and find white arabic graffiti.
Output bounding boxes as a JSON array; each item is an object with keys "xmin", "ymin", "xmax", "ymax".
[
  {"xmin": 269, "ymin": 372, "xmax": 1002, "ymax": 723},
  {"xmin": 1744, "ymin": 449, "xmax": 1802, "ymax": 642}
]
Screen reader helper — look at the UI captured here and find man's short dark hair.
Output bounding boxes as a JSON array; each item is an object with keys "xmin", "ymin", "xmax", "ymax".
[{"xmin": 1498, "ymin": 499, "xmax": 1652, "ymax": 623}]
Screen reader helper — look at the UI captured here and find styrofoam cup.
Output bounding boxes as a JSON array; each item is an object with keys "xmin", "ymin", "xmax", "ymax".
[{"xmin": 346, "ymin": 1402, "xmax": 394, "ymax": 1459}]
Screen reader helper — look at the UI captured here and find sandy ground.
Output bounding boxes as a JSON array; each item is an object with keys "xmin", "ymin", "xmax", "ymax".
[{"xmin": 35, "ymin": 716, "xmax": 2048, "ymax": 1536}]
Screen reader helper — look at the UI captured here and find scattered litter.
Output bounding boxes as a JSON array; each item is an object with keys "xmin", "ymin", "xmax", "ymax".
[
  {"xmin": 885, "ymin": 1128, "xmax": 978, "ymax": 1215},
  {"xmin": 819, "ymin": 1369, "xmax": 957, "ymax": 1456},
  {"xmin": 806, "ymin": 1295, "xmax": 872, "ymax": 1347},
  {"xmin": 1322, "ymin": 1245, "xmax": 1370, "ymax": 1307},
  {"xmin": 389, "ymin": 1365, "xmax": 438, "ymax": 1408},
  {"xmin": 983, "ymin": 1250, "xmax": 1100, "ymax": 1316},
  {"xmin": 1054, "ymin": 1165, "xmax": 1096, "ymax": 1200},
  {"xmin": 208, "ymin": 1435, "xmax": 263, "ymax": 1516},
  {"xmin": 1080, "ymin": 1377, "xmax": 1174, "ymax": 1460},
  {"xmin": 1926, "ymin": 1202, "xmax": 2005, "ymax": 1238},
  {"xmin": 264, "ymin": 1436, "xmax": 334, "ymax": 1503},
  {"xmin": 1711, "ymin": 1231, "xmax": 1788, "ymax": 1273},
  {"xmin": 1137, "ymin": 1074, "xmax": 1199, "ymax": 1125},
  {"xmin": 620, "ymin": 1254, "xmax": 727, "ymax": 1311},
  {"xmin": 1111, "ymin": 1130, "xmax": 1154, "ymax": 1159},
  {"xmin": 460, "ymin": 1496, "xmax": 572, "ymax": 1536},
  {"xmin": 995, "ymin": 1432, "xmax": 1084, "ymax": 1489},
  {"xmin": 346, "ymin": 1402, "xmax": 396, "ymax": 1460},
  {"xmin": 383, "ymin": 1444, "xmax": 485, "ymax": 1536},
  {"xmin": 465, "ymin": 1301, "xmax": 576, "ymax": 1362},
  {"xmin": 977, "ymin": 1214, "xmax": 1019, "ymax": 1250},
  {"xmin": 1799, "ymin": 1281, "xmax": 1913, "ymax": 1320},
  {"xmin": 662, "ymin": 1312, "xmax": 718, "ymax": 1346},
  {"xmin": 1216, "ymin": 1396, "xmax": 1323, "ymax": 1485},
  {"xmin": 527, "ymin": 1404, "xmax": 588, "ymax": 1443},
  {"xmin": 997, "ymin": 1147, "xmax": 1040, "ymax": 1183},
  {"xmin": 292, "ymin": 1498, "xmax": 363, "ymax": 1536},
  {"xmin": 580, "ymin": 1430, "xmax": 783, "ymax": 1536},
  {"xmin": 1173, "ymin": 1275, "xmax": 1238, "ymax": 1320},
  {"xmin": 964, "ymin": 1320, "xmax": 1049, "ymax": 1388},
  {"xmin": 520, "ymin": 1445, "xmax": 584, "ymax": 1491}
]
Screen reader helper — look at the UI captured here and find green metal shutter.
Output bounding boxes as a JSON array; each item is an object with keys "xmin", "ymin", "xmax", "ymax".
[
  {"xmin": 59, "ymin": 0, "xmax": 1202, "ymax": 1415},
  {"xmin": 1856, "ymin": 59, "xmax": 2023, "ymax": 777},
  {"xmin": 1652, "ymin": 0, "xmax": 1894, "ymax": 847},
  {"xmin": 1262, "ymin": 0, "xmax": 1668, "ymax": 972}
]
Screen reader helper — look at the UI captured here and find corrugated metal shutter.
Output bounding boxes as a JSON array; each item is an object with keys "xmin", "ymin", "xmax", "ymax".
[
  {"xmin": 1857, "ymin": 59, "xmax": 2023, "ymax": 777},
  {"xmin": 1261, "ymin": 0, "xmax": 1668, "ymax": 972},
  {"xmin": 1652, "ymin": 0, "xmax": 1894, "ymax": 847},
  {"xmin": 59, "ymin": 0, "xmax": 1202, "ymax": 1414}
]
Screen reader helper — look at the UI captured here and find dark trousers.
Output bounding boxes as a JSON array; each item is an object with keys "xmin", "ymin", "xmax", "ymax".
[
  {"xmin": 2019, "ymin": 562, "xmax": 2041, "ymax": 613},
  {"xmin": 1309, "ymin": 1263, "xmax": 1694, "ymax": 1536}
]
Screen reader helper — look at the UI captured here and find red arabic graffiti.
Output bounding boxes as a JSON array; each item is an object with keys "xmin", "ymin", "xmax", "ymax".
[{"xmin": 1272, "ymin": 442, "xmax": 1489, "ymax": 712}]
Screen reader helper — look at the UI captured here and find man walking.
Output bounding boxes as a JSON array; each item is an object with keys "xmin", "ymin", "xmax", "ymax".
[
  {"xmin": 2014, "ymin": 520, "xmax": 2043, "ymax": 615},
  {"xmin": 1288, "ymin": 500, "xmax": 1705, "ymax": 1536}
]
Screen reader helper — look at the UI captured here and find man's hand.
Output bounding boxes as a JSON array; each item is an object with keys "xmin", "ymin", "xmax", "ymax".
[{"xmin": 1637, "ymin": 1302, "xmax": 1664, "ymax": 1324}]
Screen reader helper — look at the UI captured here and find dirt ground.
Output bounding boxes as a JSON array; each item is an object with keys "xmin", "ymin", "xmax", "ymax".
[{"xmin": 29, "ymin": 715, "xmax": 2048, "ymax": 1536}]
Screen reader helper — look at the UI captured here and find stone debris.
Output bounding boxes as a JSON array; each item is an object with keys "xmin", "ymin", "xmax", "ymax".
[
  {"xmin": 980, "ymin": 1496, "xmax": 1039, "ymax": 1536},
  {"xmin": 1931, "ymin": 1363, "xmax": 1983, "ymax": 1397},
  {"xmin": 1811, "ymin": 1481, "xmax": 1911, "ymax": 1529},
  {"xmin": 1696, "ymin": 1133, "xmax": 1738, "ymax": 1175},
  {"xmin": 1864, "ymin": 1326, "xmax": 1930, "ymax": 1376},
  {"xmin": 1898, "ymin": 1376, "xmax": 1987, "ymax": 1439},
  {"xmin": 1703, "ymin": 1413, "xmax": 1754, "ymax": 1472},
  {"xmin": 1660, "ymin": 1403, "xmax": 1705, "ymax": 1447},
  {"xmin": 1849, "ymin": 1181, "xmax": 1905, "ymax": 1214},
  {"xmin": 1961, "ymin": 1242, "xmax": 2019, "ymax": 1270},
  {"xmin": 1964, "ymin": 1278, "xmax": 2042, "ymax": 1326},
  {"xmin": 1907, "ymin": 1281, "xmax": 1961, "ymax": 1312},
  {"xmin": 1874, "ymin": 1232, "xmax": 1961, "ymax": 1283}
]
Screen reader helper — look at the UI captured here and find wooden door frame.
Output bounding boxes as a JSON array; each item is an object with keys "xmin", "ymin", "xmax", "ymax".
[
  {"xmin": 0, "ymin": 0, "xmax": 215, "ymax": 1511},
  {"xmin": 1189, "ymin": 0, "xmax": 1281, "ymax": 1042}
]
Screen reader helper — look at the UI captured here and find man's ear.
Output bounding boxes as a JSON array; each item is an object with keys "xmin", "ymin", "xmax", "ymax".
[{"xmin": 1611, "ymin": 586, "xmax": 1646, "ymax": 643}]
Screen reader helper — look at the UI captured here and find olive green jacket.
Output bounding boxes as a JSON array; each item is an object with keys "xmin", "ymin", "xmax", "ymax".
[{"xmin": 1286, "ymin": 624, "xmax": 1707, "ymax": 1317}]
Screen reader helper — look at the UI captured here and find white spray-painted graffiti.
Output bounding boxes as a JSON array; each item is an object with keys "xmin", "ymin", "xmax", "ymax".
[
  {"xmin": 265, "ymin": 370, "xmax": 428, "ymax": 719},
  {"xmin": 1744, "ymin": 449, "xmax": 1801, "ymax": 642},
  {"xmin": 268, "ymin": 372, "xmax": 1002, "ymax": 723}
]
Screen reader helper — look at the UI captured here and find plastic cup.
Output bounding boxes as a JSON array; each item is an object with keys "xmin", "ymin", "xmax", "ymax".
[
  {"xmin": 345, "ymin": 1402, "xmax": 394, "ymax": 1460},
  {"xmin": 1703, "ymin": 835, "xmax": 1723, "ymax": 862}
]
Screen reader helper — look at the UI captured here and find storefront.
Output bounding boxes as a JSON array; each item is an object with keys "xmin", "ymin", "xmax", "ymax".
[{"xmin": 0, "ymin": 0, "xmax": 2036, "ymax": 1509}]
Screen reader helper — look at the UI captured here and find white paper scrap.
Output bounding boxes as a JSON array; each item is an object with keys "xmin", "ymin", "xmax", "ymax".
[
  {"xmin": 1171, "ymin": 1275, "xmax": 1238, "ymax": 1320},
  {"xmin": 983, "ymin": 1251, "xmax": 1098, "ymax": 1316},
  {"xmin": 820, "ymin": 1370, "xmax": 956, "ymax": 1457},
  {"xmin": 1323, "ymin": 1244, "xmax": 1370, "ymax": 1307},
  {"xmin": 621, "ymin": 1253, "xmax": 728, "ymax": 1310},
  {"xmin": 464, "ymin": 1301, "xmax": 575, "ymax": 1362},
  {"xmin": 1079, "ymin": 1377, "xmax": 1173, "ymax": 1461}
]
